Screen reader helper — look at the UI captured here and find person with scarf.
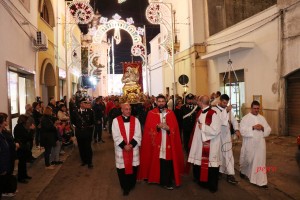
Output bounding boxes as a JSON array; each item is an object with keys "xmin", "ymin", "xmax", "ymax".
[
  {"xmin": 138, "ymin": 94, "xmax": 184, "ymax": 190},
  {"xmin": 112, "ymin": 103, "xmax": 141, "ymax": 196},
  {"xmin": 188, "ymin": 95, "xmax": 221, "ymax": 193}
]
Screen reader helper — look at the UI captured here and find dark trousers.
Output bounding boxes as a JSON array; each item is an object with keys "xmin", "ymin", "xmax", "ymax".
[
  {"xmin": 193, "ymin": 164, "xmax": 219, "ymax": 192},
  {"xmin": 17, "ymin": 150, "xmax": 29, "ymax": 180},
  {"xmin": 160, "ymin": 159, "xmax": 174, "ymax": 187},
  {"xmin": 103, "ymin": 115, "xmax": 108, "ymax": 129},
  {"xmin": 76, "ymin": 129, "xmax": 93, "ymax": 164},
  {"xmin": 44, "ymin": 146, "xmax": 52, "ymax": 167},
  {"xmin": 94, "ymin": 123, "xmax": 102, "ymax": 141},
  {"xmin": 117, "ymin": 166, "xmax": 138, "ymax": 193},
  {"xmin": 0, "ymin": 174, "xmax": 17, "ymax": 197},
  {"xmin": 183, "ymin": 129, "xmax": 192, "ymax": 154}
]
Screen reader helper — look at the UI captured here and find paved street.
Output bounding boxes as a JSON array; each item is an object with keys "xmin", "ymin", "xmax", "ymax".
[{"xmin": 6, "ymin": 131, "xmax": 299, "ymax": 200}]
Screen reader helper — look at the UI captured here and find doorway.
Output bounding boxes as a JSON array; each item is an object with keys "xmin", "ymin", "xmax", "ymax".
[{"xmin": 8, "ymin": 71, "xmax": 35, "ymax": 130}]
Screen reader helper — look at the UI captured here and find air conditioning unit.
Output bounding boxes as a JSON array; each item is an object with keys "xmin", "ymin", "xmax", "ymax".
[{"xmin": 33, "ymin": 31, "xmax": 48, "ymax": 51}]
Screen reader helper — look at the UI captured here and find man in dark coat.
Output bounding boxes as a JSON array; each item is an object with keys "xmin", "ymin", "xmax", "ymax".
[
  {"xmin": 73, "ymin": 99, "xmax": 95, "ymax": 168},
  {"xmin": 108, "ymin": 99, "xmax": 122, "ymax": 135},
  {"xmin": 92, "ymin": 97, "xmax": 104, "ymax": 143},
  {"xmin": 180, "ymin": 93, "xmax": 200, "ymax": 154}
]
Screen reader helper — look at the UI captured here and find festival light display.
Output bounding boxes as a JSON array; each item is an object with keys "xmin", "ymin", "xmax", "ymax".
[{"xmin": 68, "ymin": 1, "xmax": 94, "ymax": 24}]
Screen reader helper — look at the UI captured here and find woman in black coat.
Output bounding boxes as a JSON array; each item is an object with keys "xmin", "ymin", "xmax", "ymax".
[
  {"xmin": 14, "ymin": 115, "xmax": 35, "ymax": 183},
  {"xmin": 40, "ymin": 107, "xmax": 58, "ymax": 170}
]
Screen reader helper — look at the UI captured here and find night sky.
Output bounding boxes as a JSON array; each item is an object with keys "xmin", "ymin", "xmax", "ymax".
[{"xmin": 87, "ymin": 0, "xmax": 160, "ymax": 74}]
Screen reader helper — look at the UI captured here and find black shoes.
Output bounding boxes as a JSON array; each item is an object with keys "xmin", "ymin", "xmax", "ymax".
[
  {"xmin": 81, "ymin": 163, "xmax": 93, "ymax": 168},
  {"xmin": 18, "ymin": 179, "xmax": 29, "ymax": 184},
  {"xmin": 123, "ymin": 190, "xmax": 129, "ymax": 196},
  {"xmin": 51, "ymin": 161, "xmax": 63, "ymax": 165},
  {"xmin": 25, "ymin": 175, "xmax": 32, "ymax": 180},
  {"xmin": 240, "ymin": 172, "xmax": 246, "ymax": 179},
  {"xmin": 260, "ymin": 185, "xmax": 268, "ymax": 189},
  {"xmin": 94, "ymin": 139, "xmax": 105, "ymax": 143},
  {"xmin": 227, "ymin": 175, "xmax": 238, "ymax": 184},
  {"xmin": 218, "ymin": 172, "xmax": 223, "ymax": 180}
]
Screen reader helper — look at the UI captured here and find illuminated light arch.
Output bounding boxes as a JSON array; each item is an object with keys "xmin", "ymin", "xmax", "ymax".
[{"xmin": 93, "ymin": 16, "xmax": 146, "ymax": 64}]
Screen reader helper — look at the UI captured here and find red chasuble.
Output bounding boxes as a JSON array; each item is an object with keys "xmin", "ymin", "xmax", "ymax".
[
  {"xmin": 117, "ymin": 116, "xmax": 135, "ymax": 174},
  {"xmin": 138, "ymin": 108, "xmax": 184, "ymax": 186}
]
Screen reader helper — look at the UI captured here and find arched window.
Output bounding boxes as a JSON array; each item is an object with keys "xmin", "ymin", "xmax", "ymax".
[
  {"xmin": 40, "ymin": 3, "xmax": 50, "ymax": 24},
  {"xmin": 39, "ymin": 0, "xmax": 55, "ymax": 27}
]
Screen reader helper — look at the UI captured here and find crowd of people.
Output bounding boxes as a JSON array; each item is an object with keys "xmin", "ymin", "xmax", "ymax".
[{"xmin": 0, "ymin": 90, "xmax": 271, "ymax": 197}]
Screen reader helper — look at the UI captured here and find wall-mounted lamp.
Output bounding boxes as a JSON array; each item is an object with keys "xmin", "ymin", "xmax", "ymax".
[{"xmin": 183, "ymin": 84, "xmax": 188, "ymax": 92}]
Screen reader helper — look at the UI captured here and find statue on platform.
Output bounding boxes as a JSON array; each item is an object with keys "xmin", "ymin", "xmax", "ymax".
[
  {"xmin": 121, "ymin": 67, "xmax": 139, "ymax": 84},
  {"xmin": 121, "ymin": 64, "xmax": 142, "ymax": 103}
]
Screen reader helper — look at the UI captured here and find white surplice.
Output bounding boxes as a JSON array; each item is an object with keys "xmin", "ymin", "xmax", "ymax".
[
  {"xmin": 240, "ymin": 113, "xmax": 271, "ymax": 186},
  {"xmin": 212, "ymin": 106, "xmax": 239, "ymax": 175},
  {"xmin": 112, "ymin": 117, "xmax": 142, "ymax": 169},
  {"xmin": 188, "ymin": 107, "xmax": 221, "ymax": 167}
]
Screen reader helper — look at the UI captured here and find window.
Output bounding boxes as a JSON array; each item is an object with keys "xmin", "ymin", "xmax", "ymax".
[
  {"xmin": 40, "ymin": 3, "xmax": 50, "ymax": 24},
  {"xmin": 8, "ymin": 70, "xmax": 34, "ymax": 130},
  {"xmin": 220, "ymin": 69, "xmax": 245, "ymax": 119},
  {"xmin": 39, "ymin": 0, "xmax": 55, "ymax": 27}
]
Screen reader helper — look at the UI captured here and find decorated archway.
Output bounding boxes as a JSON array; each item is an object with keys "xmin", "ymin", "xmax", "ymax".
[
  {"xmin": 93, "ymin": 14, "xmax": 146, "ymax": 65},
  {"xmin": 92, "ymin": 14, "xmax": 147, "ymax": 95}
]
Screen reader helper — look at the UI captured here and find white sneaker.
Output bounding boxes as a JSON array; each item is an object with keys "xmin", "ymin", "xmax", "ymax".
[{"xmin": 2, "ymin": 193, "xmax": 16, "ymax": 197}]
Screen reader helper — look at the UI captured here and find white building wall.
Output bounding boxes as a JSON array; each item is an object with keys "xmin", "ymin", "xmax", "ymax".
[
  {"xmin": 149, "ymin": 33, "xmax": 164, "ymax": 95},
  {"xmin": 0, "ymin": 0, "xmax": 38, "ymax": 113},
  {"xmin": 164, "ymin": 0, "xmax": 191, "ymax": 51},
  {"xmin": 206, "ymin": 6, "xmax": 280, "ymax": 108},
  {"xmin": 281, "ymin": 2, "xmax": 300, "ymax": 76},
  {"xmin": 189, "ymin": 0, "xmax": 207, "ymax": 44}
]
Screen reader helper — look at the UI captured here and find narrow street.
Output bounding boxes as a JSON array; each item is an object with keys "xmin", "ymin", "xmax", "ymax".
[{"xmin": 9, "ymin": 131, "xmax": 298, "ymax": 200}]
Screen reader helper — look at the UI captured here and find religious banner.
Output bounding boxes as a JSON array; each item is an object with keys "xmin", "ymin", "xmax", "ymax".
[{"xmin": 121, "ymin": 61, "xmax": 143, "ymax": 91}]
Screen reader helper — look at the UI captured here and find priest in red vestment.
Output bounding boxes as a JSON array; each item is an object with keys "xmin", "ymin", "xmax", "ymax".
[
  {"xmin": 188, "ymin": 95, "xmax": 221, "ymax": 193},
  {"xmin": 138, "ymin": 94, "xmax": 184, "ymax": 190}
]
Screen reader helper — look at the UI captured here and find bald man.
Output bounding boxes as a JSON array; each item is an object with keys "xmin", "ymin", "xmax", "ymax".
[
  {"xmin": 112, "ymin": 103, "xmax": 142, "ymax": 196},
  {"xmin": 188, "ymin": 95, "xmax": 221, "ymax": 193}
]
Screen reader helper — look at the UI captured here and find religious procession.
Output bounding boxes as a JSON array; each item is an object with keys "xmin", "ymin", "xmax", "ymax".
[
  {"xmin": 1, "ymin": 0, "xmax": 300, "ymax": 199},
  {"xmin": 0, "ymin": 79, "xmax": 277, "ymax": 198}
]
